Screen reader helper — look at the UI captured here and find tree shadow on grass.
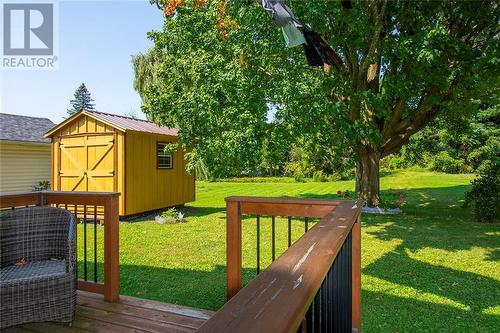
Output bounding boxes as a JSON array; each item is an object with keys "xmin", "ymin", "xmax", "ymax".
[
  {"xmin": 357, "ymin": 185, "xmax": 500, "ymax": 331},
  {"xmin": 297, "ymin": 185, "xmax": 471, "ymax": 208},
  {"xmin": 362, "ymin": 288, "xmax": 500, "ymax": 333},
  {"xmin": 364, "ymin": 213, "xmax": 499, "ymax": 253},
  {"xmin": 118, "ymin": 264, "xmax": 255, "ymax": 311},
  {"xmin": 181, "ymin": 206, "xmax": 225, "ymax": 217},
  {"xmin": 295, "ymin": 184, "xmax": 499, "ymax": 331},
  {"xmin": 121, "ymin": 206, "xmax": 225, "ymax": 223},
  {"xmin": 297, "ymin": 184, "xmax": 499, "ymax": 251},
  {"xmin": 486, "ymin": 248, "xmax": 500, "ymax": 262},
  {"xmin": 362, "ymin": 244, "xmax": 500, "ymax": 331}
]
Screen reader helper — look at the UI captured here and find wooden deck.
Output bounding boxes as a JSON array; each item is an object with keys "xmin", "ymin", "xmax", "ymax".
[{"xmin": 4, "ymin": 291, "xmax": 214, "ymax": 333}]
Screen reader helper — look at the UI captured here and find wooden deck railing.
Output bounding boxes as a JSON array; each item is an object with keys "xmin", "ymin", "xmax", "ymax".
[
  {"xmin": 198, "ymin": 196, "xmax": 363, "ymax": 333},
  {"xmin": 0, "ymin": 191, "xmax": 120, "ymax": 302}
]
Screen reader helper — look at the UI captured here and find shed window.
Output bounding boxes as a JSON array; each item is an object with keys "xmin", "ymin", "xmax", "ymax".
[{"xmin": 157, "ymin": 143, "xmax": 173, "ymax": 169}]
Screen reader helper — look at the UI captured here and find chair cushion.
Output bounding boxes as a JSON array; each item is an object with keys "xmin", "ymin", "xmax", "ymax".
[{"xmin": 0, "ymin": 260, "xmax": 66, "ymax": 284}]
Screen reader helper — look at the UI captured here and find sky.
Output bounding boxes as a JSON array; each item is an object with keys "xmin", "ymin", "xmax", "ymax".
[{"xmin": 0, "ymin": 0, "xmax": 164, "ymax": 123}]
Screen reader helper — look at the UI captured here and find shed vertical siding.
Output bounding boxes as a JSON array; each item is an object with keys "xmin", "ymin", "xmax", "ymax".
[
  {"xmin": 50, "ymin": 115, "xmax": 126, "ymax": 215},
  {"xmin": 0, "ymin": 142, "xmax": 51, "ymax": 194},
  {"xmin": 124, "ymin": 131, "xmax": 195, "ymax": 216}
]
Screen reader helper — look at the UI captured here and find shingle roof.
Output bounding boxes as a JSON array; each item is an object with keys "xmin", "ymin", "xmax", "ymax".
[
  {"xmin": 44, "ymin": 110, "xmax": 178, "ymax": 137},
  {"xmin": 0, "ymin": 113, "xmax": 54, "ymax": 143}
]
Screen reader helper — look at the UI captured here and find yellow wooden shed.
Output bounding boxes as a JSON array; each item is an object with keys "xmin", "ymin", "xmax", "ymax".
[{"xmin": 44, "ymin": 110, "xmax": 195, "ymax": 217}]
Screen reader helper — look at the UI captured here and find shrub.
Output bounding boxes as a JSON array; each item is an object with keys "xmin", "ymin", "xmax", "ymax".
[
  {"xmin": 375, "ymin": 191, "xmax": 405, "ymax": 209},
  {"xmin": 157, "ymin": 208, "xmax": 185, "ymax": 224},
  {"xmin": 216, "ymin": 177, "xmax": 297, "ymax": 183},
  {"xmin": 337, "ymin": 190, "xmax": 354, "ymax": 199},
  {"xmin": 464, "ymin": 163, "xmax": 500, "ymax": 223},
  {"xmin": 387, "ymin": 156, "xmax": 406, "ymax": 169},
  {"xmin": 33, "ymin": 180, "xmax": 50, "ymax": 191},
  {"xmin": 294, "ymin": 174, "xmax": 306, "ymax": 183},
  {"xmin": 161, "ymin": 208, "xmax": 178, "ymax": 220},
  {"xmin": 327, "ymin": 173, "xmax": 342, "ymax": 182},
  {"xmin": 312, "ymin": 171, "xmax": 328, "ymax": 182},
  {"xmin": 429, "ymin": 151, "xmax": 472, "ymax": 174},
  {"xmin": 339, "ymin": 169, "xmax": 355, "ymax": 180}
]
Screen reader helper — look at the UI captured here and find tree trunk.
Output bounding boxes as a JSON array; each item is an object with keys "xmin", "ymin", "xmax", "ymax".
[{"xmin": 355, "ymin": 146, "xmax": 381, "ymax": 206}]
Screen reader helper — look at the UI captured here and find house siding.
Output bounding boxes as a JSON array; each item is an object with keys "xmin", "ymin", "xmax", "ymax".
[{"xmin": 0, "ymin": 141, "xmax": 51, "ymax": 194}]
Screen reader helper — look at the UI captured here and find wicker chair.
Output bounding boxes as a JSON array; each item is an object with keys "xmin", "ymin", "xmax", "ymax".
[{"xmin": 0, "ymin": 207, "xmax": 76, "ymax": 329}]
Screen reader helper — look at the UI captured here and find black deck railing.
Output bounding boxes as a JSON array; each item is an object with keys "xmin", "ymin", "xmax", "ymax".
[
  {"xmin": 304, "ymin": 231, "xmax": 352, "ymax": 332},
  {"xmin": 253, "ymin": 215, "xmax": 319, "ymax": 275}
]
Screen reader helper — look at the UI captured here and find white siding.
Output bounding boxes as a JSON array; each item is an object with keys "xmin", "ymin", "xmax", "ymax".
[{"xmin": 0, "ymin": 141, "xmax": 51, "ymax": 194}]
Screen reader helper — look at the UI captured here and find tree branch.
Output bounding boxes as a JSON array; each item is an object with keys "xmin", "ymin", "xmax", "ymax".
[
  {"xmin": 358, "ymin": 0, "xmax": 387, "ymax": 83},
  {"xmin": 380, "ymin": 75, "xmax": 460, "ymax": 156}
]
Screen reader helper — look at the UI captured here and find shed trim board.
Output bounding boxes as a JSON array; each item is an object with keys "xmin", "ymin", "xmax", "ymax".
[
  {"xmin": 45, "ymin": 112, "xmax": 127, "ymax": 137},
  {"xmin": 44, "ymin": 110, "xmax": 195, "ymax": 216}
]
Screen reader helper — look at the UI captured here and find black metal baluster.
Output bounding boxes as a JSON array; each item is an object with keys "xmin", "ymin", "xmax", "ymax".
[
  {"xmin": 256, "ymin": 215, "xmax": 261, "ymax": 275},
  {"xmin": 271, "ymin": 216, "xmax": 276, "ymax": 261},
  {"xmin": 328, "ymin": 231, "xmax": 353, "ymax": 333},
  {"xmin": 73, "ymin": 205, "xmax": 78, "ymax": 279},
  {"xmin": 321, "ymin": 277, "xmax": 327, "ymax": 332},
  {"xmin": 327, "ymin": 264, "xmax": 332, "ymax": 332},
  {"xmin": 287, "ymin": 216, "xmax": 292, "ymax": 247},
  {"xmin": 313, "ymin": 289, "xmax": 321, "ymax": 333},
  {"xmin": 305, "ymin": 303, "xmax": 313, "ymax": 332},
  {"xmin": 94, "ymin": 205, "xmax": 98, "ymax": 282},
  {"xmin": 346, "ymin": 232, "xmax": 353, "ymax": 333},
  {"xmin": 83, "ymin": 205, "xmax": 87, "ymax": 281},
  {"xmin": 305, "ymin": 217, "xmax": 309, "ymax": 232},
  {"xmin": 333, "ymin": 241, "xmax": 340, "ymax": 333}
]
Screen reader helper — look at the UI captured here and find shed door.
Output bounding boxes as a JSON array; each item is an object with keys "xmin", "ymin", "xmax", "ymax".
[{"xmin": 58, "ymin": 134, "xmax": 116, "ymax": 192}]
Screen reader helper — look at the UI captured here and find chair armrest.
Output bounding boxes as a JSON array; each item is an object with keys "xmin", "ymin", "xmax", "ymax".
[{"xmin": 66, "ymin": 213, "xmax": 76, "ymax": 273}]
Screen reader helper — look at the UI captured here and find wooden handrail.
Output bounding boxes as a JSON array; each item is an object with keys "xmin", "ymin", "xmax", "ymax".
[
  {"xmin": 225, "ymin": 196, "xmax": 341, "ymax": 300},
  {"xmin": 0, "ymin": 191, "xmax": 120, "ymax": 302},
  {"xmin": 225, "ymin": 196, "xmax": 342, "ymax": 205},
  {"xmin": 226, "ymin": 196, "xmax": 341, "ymax": 218},
  {"xmin": 201, "ymin": 198, "xmax": 363, "ymax": 333},
  {"xmin": 0, "ymin": 192, "xmax": 42, "ymax": 208}
]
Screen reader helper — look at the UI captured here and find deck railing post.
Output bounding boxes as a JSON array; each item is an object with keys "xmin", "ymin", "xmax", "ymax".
[
  {"xmin": 352, "ymin": 213, "xmax": 362, "ymax": 332},
  {"xmin": 38, "ymin": 191, "xmax": 47, "ymax": 206},
  {"xmin": 226, "ymin": 199, "xmax": 242, "ymax": 300},
  {"xmin": 103, "ymin": 195, "xmax": 120, "ymax": 302}
]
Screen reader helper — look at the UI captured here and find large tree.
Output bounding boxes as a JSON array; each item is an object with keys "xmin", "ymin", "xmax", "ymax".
[{"xmin": 135, "ymin": 0, "xmax": 499, "ymax": 205}]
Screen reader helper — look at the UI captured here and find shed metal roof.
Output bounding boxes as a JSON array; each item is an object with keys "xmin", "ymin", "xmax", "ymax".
[
  {"xmin": 44, "ymin": 110, "xmax": 178, "ymax": 137},
  {"xmin": 0, "ymin": 113, "xmax": 54, "ymax": 143}
]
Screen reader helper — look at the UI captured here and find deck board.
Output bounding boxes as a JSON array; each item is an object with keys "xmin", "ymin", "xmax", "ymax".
[{"xmin": 6, "ymin": 291, "xmax": 214, "ymax": 333}]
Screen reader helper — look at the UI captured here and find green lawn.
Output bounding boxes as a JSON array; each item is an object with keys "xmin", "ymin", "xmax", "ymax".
[{"xmin": 77, "ymin": 169, "xmax": 500, "ymax": 332}]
